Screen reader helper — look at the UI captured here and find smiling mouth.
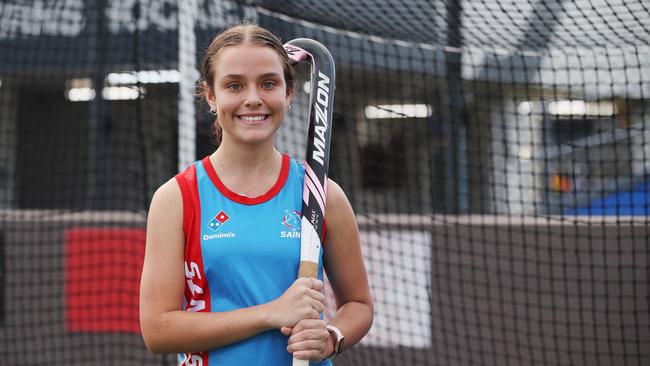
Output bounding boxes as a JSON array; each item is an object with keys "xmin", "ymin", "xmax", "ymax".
[{"xmin": 238, "ymin": 115, "xmax": 269, "ymax": 122}]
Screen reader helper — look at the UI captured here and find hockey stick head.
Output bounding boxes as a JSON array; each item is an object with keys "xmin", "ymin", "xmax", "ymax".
[
  {"xmin": 284, "ymin": 38, "xmax": 334, "ymax": 68},
  {"xmin": 282, "ymin": 38, "xmax": 336, "ymax": 174}
]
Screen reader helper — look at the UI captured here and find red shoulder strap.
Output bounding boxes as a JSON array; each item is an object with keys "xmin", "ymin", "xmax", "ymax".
[
  {"xmin": 175, "ymin": 164, "xmax": 199, "ymax": 237},
  {"xmin": 174, "ymin": 163, "xmax": 211, "ymax": 366}
]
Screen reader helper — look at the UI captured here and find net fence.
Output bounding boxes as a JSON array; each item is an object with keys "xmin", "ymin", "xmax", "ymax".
[{"xmin": 0, "ymin": 0, "xmax": 649, "ymax": 365}]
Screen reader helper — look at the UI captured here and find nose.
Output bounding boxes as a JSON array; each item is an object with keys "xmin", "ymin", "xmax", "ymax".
[{"xmin": 244, "ymin": 88, "xmax": 262, "ymax": 108}]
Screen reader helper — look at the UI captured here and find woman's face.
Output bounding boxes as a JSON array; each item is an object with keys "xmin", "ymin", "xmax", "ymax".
[{"xmin": 207, "ymin": 43, "xmax": 292, "ymax": 146}]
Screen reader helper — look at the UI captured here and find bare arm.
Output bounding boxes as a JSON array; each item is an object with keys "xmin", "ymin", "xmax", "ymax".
[
  {"xmin": 286, "ymin": 179, "xmax": 374, "ymax": 360},
  {"xmin": 322, "ymin": 179, "xmax": 374, "ymax": 348},
  {"xmin": 139, "ymin": 179, "xmax": 325, "ymax": 354}
]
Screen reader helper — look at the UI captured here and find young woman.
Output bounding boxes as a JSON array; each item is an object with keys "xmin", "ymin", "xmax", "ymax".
[{"xmin": 139, "ymin": 24, "xmax": 373, "ymax": 366}]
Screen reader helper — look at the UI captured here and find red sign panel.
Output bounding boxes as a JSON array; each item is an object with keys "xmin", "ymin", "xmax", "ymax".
[{"xmin": 65, "ymin": 227, "xmax": 145, "ymax": 333}]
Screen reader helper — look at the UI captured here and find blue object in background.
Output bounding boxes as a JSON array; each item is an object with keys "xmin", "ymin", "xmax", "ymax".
[{"xmin": 568, "ymin": 181, "xmax": 650, "ymax": 215}]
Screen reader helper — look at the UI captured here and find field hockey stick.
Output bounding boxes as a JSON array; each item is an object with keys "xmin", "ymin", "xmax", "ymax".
[{"xmin": 283, "ymin": 38, "xmax": 335, "ymax": 366}]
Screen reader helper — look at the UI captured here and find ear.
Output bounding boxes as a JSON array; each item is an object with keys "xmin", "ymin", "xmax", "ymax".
[
  {"xmin": 204, "ymin": 81, "xmax": 216, "ymax": 109},
  {"xmin": 285, "ymin": 87, "xmax": 294, "ymax": 105}
]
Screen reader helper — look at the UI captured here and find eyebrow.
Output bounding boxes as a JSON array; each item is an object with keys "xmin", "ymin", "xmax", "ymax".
[{"xmin": 221, "ymin": 72, "xmax": 282, "ymax": 80}]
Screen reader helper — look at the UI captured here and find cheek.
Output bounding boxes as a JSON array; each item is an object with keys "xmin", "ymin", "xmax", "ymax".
[
  {"xmin": 270, "ymin": 92, "xmax": 290, "ymax": 110},
  {"xmin": 272, "ymin": 99, "xmax": 288, "ymax": 120},
  {"xmin": 214, "ymin": 95, "xmax": 238, "ymax": 115}
]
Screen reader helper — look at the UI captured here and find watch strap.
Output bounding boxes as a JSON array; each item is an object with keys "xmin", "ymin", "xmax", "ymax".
[{"xmin": 326, "ymin": 324, "xmax": 344, "ymax": 359}]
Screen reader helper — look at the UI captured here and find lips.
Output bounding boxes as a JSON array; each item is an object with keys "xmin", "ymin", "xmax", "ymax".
[
  {"xmin": 236, "ymin": 113, "xmax": 270, "ymax": 126},
  {"xmin": 238, "ymin": 115, "xmax": 267, "ymax": 121}
]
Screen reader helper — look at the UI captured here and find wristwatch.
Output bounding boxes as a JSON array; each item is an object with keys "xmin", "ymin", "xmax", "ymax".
[{"xmin": 325, "ymin": 324, "xmax": 345, "ymax": 359}]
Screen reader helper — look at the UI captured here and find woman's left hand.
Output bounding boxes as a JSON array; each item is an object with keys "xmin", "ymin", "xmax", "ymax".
[{"xmin": 282, "ymin": 319, "xmax": 333, "ymax": 361}]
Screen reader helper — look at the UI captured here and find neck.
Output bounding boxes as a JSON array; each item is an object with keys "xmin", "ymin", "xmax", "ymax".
[
  {"xmin": 213, "ymin": 138, "xmax": 279, "ymax": 172},
  {"xmin": 210, "ymin": 139, "xmax": 283, "ymax": 197}
]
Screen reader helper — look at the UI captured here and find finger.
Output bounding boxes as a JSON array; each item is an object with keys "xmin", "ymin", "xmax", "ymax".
[
  {"xmin": 311, "ymin": 279, "xmax": 324, "ymax": 291},
  {"xmin": 308, "ymin": 307, "xmax": 321, "ymax": 319},
  {"xmin": 298, "ymin": 277, "xmax": 312, "ymax": 288},
  {"xmin": 311, "ymin": 299, "xmax": 325, "ymax": 313},
  {"xmin": 298, "ymin": 300, "xmax": 321, "ymax": 320},
  {"xmin": 290, "ymin": 320, "xmax": 306, "ymax": 334},
  {"xmin": 289, "ymin": 323, "xmax": 323, "ymax": 340},
  {"xmin": 291, "ymin": 319, "xmax": 325, "ymax": 335},
  {"xmin": 288, "ymin": 328, "xmax": 328, "ymax": 345},
  {"xmin": 309, "ymin": 288, "xmax": 326, "ymax": 303},
  {"xmin": 287, "ymin": 333, "xmax": 328, "ymax": 349},
  {"xmin": 288, "ymin": 339, "xmax": 328, "ymax": 359},
  {"xmin": 294, "ymin": 306, "xmax": 320, "ymax": 322},
  {"xmin": 280, "ymin": 326, "xmax": 293, "ymax": 336},
  {"xmin": 287, "ymin": 330, "xmax": 309, "ymax": 345},
  {"xmin": 315, "ymin": 300, "xmax": 325, "ymax": 313}
]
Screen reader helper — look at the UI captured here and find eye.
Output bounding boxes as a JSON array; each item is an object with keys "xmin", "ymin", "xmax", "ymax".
[
  {"xmin": 227, "ymin": 83, "xmax": 241, "ymax": 91},
  {"xmin": 262, "ymin": 80, "xmax": 276, "ymax": 89}
]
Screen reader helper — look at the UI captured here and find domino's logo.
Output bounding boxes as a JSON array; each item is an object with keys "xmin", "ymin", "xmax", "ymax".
[{"xmin": 208, "ymin": 210, "xmax": 230, "ymax": 232}]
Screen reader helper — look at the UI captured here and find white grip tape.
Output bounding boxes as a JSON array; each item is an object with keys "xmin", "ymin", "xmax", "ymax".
[
  {"xmin": 294, "ymin": 218, "xmax": 320, "ymax": 365},
  {"xmin": 300, "ymin": 216, "xmax": 321, "ymax": 263},
  {"xmin": 293, "ymin": 357, "xmax": 309, "ymax": 366}
]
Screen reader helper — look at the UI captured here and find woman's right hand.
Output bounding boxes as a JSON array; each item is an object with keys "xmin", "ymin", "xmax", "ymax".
[{"xmin": 265, "ymin": 278, "xmax": 325, "ymax": 329}]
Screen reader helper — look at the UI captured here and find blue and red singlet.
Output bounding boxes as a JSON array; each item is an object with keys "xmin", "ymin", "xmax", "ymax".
[{"xmin": 174, "ymin": 154, "xmax": 331, "ymax": 366}]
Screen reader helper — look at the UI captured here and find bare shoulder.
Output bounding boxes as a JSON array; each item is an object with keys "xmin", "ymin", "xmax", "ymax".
[
  {"xmin": 143, "ymin": 177, "xmax": 185, "ymax": 273},
  {"xmin": 324, "ymin": 178, "xmax": 358, "ymax": 240},
  {"xmin": 150, "ymin": 178, "xmax": 182, "ymax": 211},
  {"xmin": 325, "ymin": 178, "xmax": 352, "ymax": 214},
  {"xmin": 152, "ymin": 177, "xmax": 181, "ymax": 204},
  {"xmin": 147, "ymin": 178, "xmax": 183, "ymax": 231}
]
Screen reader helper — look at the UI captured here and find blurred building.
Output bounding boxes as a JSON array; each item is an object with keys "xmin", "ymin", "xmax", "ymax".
[{"xmin": 1, "ymin": 0, "xmax": 648, "ymax": 215}]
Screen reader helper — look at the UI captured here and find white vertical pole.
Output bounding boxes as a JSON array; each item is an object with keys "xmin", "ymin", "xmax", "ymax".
[{"xmin": 178, "ymin": 0, "xmax": 198, "ymax": 172}]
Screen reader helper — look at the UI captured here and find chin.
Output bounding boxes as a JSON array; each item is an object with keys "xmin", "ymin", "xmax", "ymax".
[
  {"xmin": 222, "ymin": 119, "xmax": 282, "ymax": 145},
  {"xmin": 236, "ymin": 130, "xmax": 277, "ymax": 145}
]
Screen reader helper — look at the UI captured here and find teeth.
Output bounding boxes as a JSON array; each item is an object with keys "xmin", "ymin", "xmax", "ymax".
[{"xmin": 240, "ymin": 115, "xmax": 266, "ymax": 121}]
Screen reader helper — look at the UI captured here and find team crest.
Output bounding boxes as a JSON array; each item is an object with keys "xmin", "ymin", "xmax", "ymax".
[
  {"xmin": 282, "ymin": 210, "xmax": 301, "ymax": 231},
  {"xmin": 281, "ymin": 210, "xmax": 301, "ymax": 239},
  {"xmin": 208, "ymin": 210, "xmax": 230, "ymax": 232}
]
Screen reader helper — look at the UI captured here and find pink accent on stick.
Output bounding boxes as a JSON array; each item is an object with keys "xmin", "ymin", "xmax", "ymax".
[
  {"xmin": 284, "ymin": 45, "xmax": 311, "ymax": 63},
  {"xmin": 305, "ymin": 163, "xmax": 327, "ymax": 205},
  {"xmin": 303, "ymin": 183, "xmax": 310, "ymax": 205},
  {"xmin": 305, "ymin": 173, "xmax": 326, "ymax": 215}
]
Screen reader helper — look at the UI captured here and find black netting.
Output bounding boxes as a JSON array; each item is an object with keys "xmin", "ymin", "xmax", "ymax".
[{"xmin": 0, "ymin": 0, "xmax": 649, "ymax": 365}]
